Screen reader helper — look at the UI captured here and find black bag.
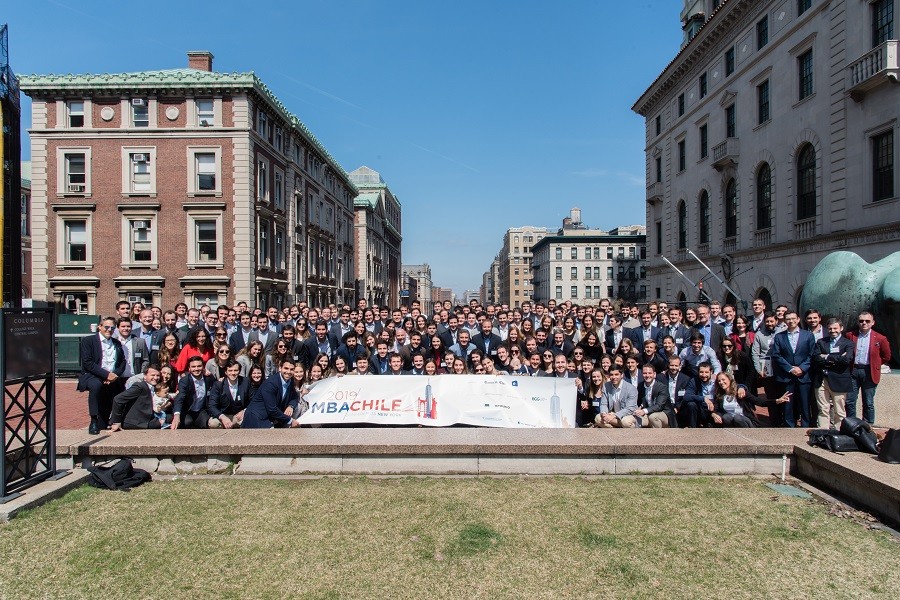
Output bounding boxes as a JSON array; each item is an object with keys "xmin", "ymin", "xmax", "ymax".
[
  {"xmin": 878, "ymin": 429, "xmax": 900, "ymax": 464},
  {"xmin": 808, "ymin": 429, "xmax": 859, "ymax": 453},
  {"xmin": 87, "ymin": 458, "xmax": 151, "ymax": 491},
  {"xmin": 840, "ymin": 417, "xmax": 879, "ymax": 454}
]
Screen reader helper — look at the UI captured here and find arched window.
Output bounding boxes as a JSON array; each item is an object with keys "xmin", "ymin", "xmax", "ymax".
[
  {"xmin": 797, "ymin": 144, "xmax": 816, "ymax": 220},
  {"xmin": 699, "ymin": 191, "xmax": 710, "ymax": 244},
  {"xmin": 725, "ymin": 179, "xmax": 738, "ymax": 238},
  {"xmin": 678, "ymin": 201, "xmax": 687, "ymax": 249},
  {"xmin": 757, "ymin": 287, "xmax": 773, "ymax": 310},
  {"xmin": 756, "ymin": 163, "xmax": 772, "ymax": 230}
]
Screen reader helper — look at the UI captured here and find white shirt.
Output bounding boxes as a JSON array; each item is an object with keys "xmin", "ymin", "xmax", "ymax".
[
  {"xmin": 855, "ymin": 331, "xmax": 870, "ymax": 365},
  {"xmin": 121, "ymin": 337, "xmax": 134, "ymax": 378},
  {"xmin": 722, "ymin": 395, "xmax": 743, "ymax": 416},
  {"xmin": 100, "ymin": 333, "xmax": 117, "ymax": 372}
]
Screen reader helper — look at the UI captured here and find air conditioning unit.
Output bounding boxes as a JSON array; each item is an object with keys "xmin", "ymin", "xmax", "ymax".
[
  {"xmin": 132, "ymin": 153, "xmax": 149, "ymax": 162},
  {"xmin": 132, "ymin": 220, "xmax": 150, "ymax": 230},
  {"xmin": 131, "ymin": 98, "xmax": 146, "ymax": 106},
  {"xmin": 67, "ymin": 184, "xmax": 86, "ymax": 193}
]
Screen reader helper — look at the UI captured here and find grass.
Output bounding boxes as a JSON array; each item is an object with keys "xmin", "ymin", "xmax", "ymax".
[{"xmin": 0, "ymin": 477, "xmax": 898, "ymax": 599}]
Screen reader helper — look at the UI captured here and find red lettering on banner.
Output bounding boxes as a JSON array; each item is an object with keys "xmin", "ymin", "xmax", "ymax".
[
  {"xmin": 362, "ymin": 399, "xmax": 374, "ymax": 410},
  {"xmin": 392, "ymin": 399, "xmax": 401, "ymax": 412},
  {"xmin": 350, "ymin": 401, "xmax": 361, "ymax": 411}
]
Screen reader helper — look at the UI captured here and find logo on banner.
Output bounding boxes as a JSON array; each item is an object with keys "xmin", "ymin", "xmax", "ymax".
[{"xmin": 416, "ymin": 380, "xmax": 438, "ymax": 419}]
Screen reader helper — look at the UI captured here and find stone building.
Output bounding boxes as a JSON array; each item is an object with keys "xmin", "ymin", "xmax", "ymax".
[
  {"xmin": 497, "ymin": 225, "xmax": 548, "ymax": 307},
  {"xmin": 21, "ymin": 51, "xmax": 357, "ymax": 313},
  {"xmin": 633, "ymin": 0, "xmax": 899, "ymax": 311},
  {"xmin": 402, "ymin": 263, "xmax": 432, "ymax": 308}
]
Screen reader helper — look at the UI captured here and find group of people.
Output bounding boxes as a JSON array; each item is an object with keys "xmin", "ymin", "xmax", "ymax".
[{"xmin": 77, "ymin": 295, "xmax": 891, "ymax": 432}]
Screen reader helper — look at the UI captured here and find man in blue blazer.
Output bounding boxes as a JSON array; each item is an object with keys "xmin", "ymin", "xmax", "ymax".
[
  {"xmin": 171, "ymin": 356, "xmax": 216, "ymax": 429},
  {"xmin": 206, "ymin": 362, "xmax": 251, "ymax": 428},
  {"xmin": 770, "ymin": 311, "xmax": 816, "ymax": 427},
  {"xmin": 78, "ymin": 316, "xmax": 126, "ymax": 434},
  {"xmin": 242, "ymin": 360, "xmax": 301, "ymax": 429},
  {"xmin": 811, "ymin": 317, "xmax": 854, "ymax": 428}
]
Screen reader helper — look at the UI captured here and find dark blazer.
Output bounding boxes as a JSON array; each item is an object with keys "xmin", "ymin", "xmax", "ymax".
[
  {"xmin": 242, "ymin": 373, "xmax": 298, "ymax": 428},
  {"xmin": 639, "ymin": 352, "xmax": 667, "ymax": 373},
  {"xmin": 629, "ymin": 326, "xmax": 662, "ymax": 349},
  {"xmin": 712, "ymin": 386, "xmax": 768, "ymax": 427},
  {"xmin": 328, "ymin": 323, "xmax": 354, "ymax": 349},
  {"xmin": 300, "ymin": 335, "xmax": 337, "ymax": 369},
  {"xmin": 336, "ymin": 343, "xmax": 368, "ymax": 370},
  {"xmin": 692, "ymin": 322, "xmax": 727, "ymax": 351},
  {"xmin": 122, "ymin": 336, "xmax": 150, "ymax": 377},
  {"xmin": 110, "ymin": 379, "xmax": 162, "ymax": 429},
  {"xmin": 720, "ymin": 350, "xmax": 756, "ymax": 389},
  {"xmin": 439, "ymin": 328, "xmax": 462, "ymax": 350},
  {"xmin": 770, "ymin": 329, "xmax": 816, "ymax": 383},
  {"xmin": 812, "ymin": 336, "xmax": 854, "ymax": 393},
  {"xmin": 172, "ymin": 373, "xmax": 216, "ymax": 415},
  {"xmin": 604, "ymin": 328, "xmax": 633, "ymax": 353},
  {"xmin": 207, "ymin": 376, "xmax": 251, "ymax": 419},
  {"xmin": 228, "ymin": 328, "xmax": 255, "ymax": 353},
  {"xmin": 636, "ymin": 379, "xmax": 675, "ymax": 427},
  {"xmin": 470, "ymin": 332, "xmax": 503, "ymax": 362},
  {"xmin": 660, "ymin": 324, "xmax": 692, "ymax": 352},
  {"xmin": 77, "ymin": 333, "xmax": 125, "ymax": 392},
  {"xmin": 659, "ymin": 372, "xmax": 697, "ymax": 413}
]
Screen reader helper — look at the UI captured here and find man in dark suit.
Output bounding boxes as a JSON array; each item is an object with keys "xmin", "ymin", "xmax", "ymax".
[
  {"xmin": 242, "ymin": 361, "xmax": 301, "ymax": 429},
  {"xmin": 635, "ymin": 364, "xmax": 674, "ymax": 427},
  {"xmin": 629, "ymin": 311, "xmax": 662, "ymax": 349},
  {"xmin": 78, "ymin": 316, "xmax": 126, "ymax": 434},
  {"xmin": 658, "ymin": 356, "xmax": 698, "ymax": 428},
  {"xmin": 207, "ymin": 362, "xmax": 250, "ymax": 429},
  {"xmin": 692, "ymin": 304, "xmax": 726, "ymax": 352},
  {"xmin": 171, "ymin": 356, "xmax": 216, "ymax": 429},
  {"xmin": 176, "ymin": 308, "xmax": 201, "ymax": 345},
  {"xmin": 335, "ymin": 331, "xmax": 368, "ymax": 371},
  {"xmin": 248, "ymin": 314, "xmax": 277, "ymax": 352},
  {"xmin": 300, "ymin": 321, "xmax": 337, "ymax": 369},
  {"xmin": 470, "ymin": 319, "xmax": 503, "ymax": 367},
  {"xmin": 109, "ymin": 365, "xmax": 170, "ymax": 430},
  {"xmin": 328, "ymin": 310, "xmax": 354, "ymax": 348},
  {"xmin": 604, "ymin": 315, "xmax": 631, "ymax": 354},
  {"xmin": 682, "ymin": 362, "xmax": 715, "ymax": 428},
  {"xmin": 229, "ymin": 311, "xmax": 255, "ymax": 353},
  {"xmin": 770, "ymin": 311, "xmax": 816, "ymax": 427},
  {"xmin": 812, "ymin": 317, "xmax": 854, "ymax": 428},
  {"xmin": 439, "ymin": 314, "xmax": 463, "ymax": 349},
  {"xmin": 663, "ymin": 307, "xmax": 691, "ymax": 353}
]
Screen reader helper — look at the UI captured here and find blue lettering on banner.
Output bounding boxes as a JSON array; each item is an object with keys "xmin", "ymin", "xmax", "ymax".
[{"xmin": 511, "ymin": 381, "xmax": 518, "ymax": 387}]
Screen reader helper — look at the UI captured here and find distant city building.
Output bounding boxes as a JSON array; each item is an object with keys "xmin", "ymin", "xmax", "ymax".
[
  {"xmin": 480, "ymin": 253, "xmax": 500, "ymax": 306},
  {"xmin": 498, "ymin": 225, "xmax": 549, "ymax": 308},
  {"xmin": 531, "ymin": 209, "xmax": 647, "ymax": 304},
  {"xmin": 349, "ymin": 166, "xmax": 402, "ymax": 308},
  {"xmin": 402, "ymin": 264, "xmax": 432, "ymax": 307},
  {"xmin": 462, "ymin": 289, "xmax": 480, "ymax": 304},
  {"xmin": 633, "ymin": 0, "xmax": 899, "ymax": 311},
  {"xmin": 21, "ymin": 51, "xmax": 358, "ymax": 312},
  {"xmin": 432, "ymin": 286, "xmax": 454, "ymax": 305}
]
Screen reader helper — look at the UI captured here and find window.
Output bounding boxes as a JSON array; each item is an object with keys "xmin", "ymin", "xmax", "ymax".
[
  {"xmin": 873, "ymin": 0, "xmax": 894, "ymax": 47},
  {"xmin": 275, "ymin": 227, "xmax": 285, "ymax": 270},
  {"xmin": 797, "ymin": 144, "xmax": 817, "ymax": 220},
  {"xmin": 257, "ymin": 159, "xmax": 268, "ymax": 201},
  {"xmin": 67, "ymin": 101, "xmax": 84, "ymax": 127},
  {"xmin": 131, "ymin": 99, "xmax": 149, "ymax": 128},
  {"xmin": 757, "ymin": 163, "xmax": 773, "ymax": 229},
  {"xmin": 725, "ymin": 179, "xmax": 738, "ymax": 238},
  {"xmin": 607, "ymin": 286, "xmax": 614, "ymax": 298},
  {"xmin": 797, "ymin": 0, "xmax": 811, "ymax": 16},
  {"xmin": 700, "ymin": 124, "xmax": 708, "ymax": 159},
  {"xmin": 584, "ymin": 247, "xmax": 591, "ymax": 259},
  {"xmin": 196, "ymin": 153, "xmax": 216, "ymax": 191},
  {"xmin": 65, "ymin": 220, "xmax": 87, "ymax": 262},
  {"xmin": 725, "ymin": 47, "xmax": 735, "ymax": 76},
  {"xmin": 128, "ymin": 218, "xmax": 153, "ymax": 263},
  {"xmin": 20, "ymin": 193, "xmax": 28, "ymax": 236},
  {"xmin": 607, "ymin": 247, "xmax": 613, "ymax": 259},
  {"xmin": 678, "ymin": 93, "xmax": 685, "ymax": 117},
  {"xmin": 618, "ymin": 247, "xmax": 625, "ymax": 258},
  {"xmin": 571, "ymin": 286, "xmax": 578, "ymax": 298},
  {"xmin": 555, "ymin": 247, "xmax": 562, "ymax": 260},
  {"xmin": 725, "ymin": 104, "xmax": 736, "ymax": 138},
  {"xmin": 699, "ymin": 73, "xmax": 707, "ymax": 98},
  {"xmin": 699, "ymin": 190, "xmax": 710, "ymax": 244},
  {"xmin": 678, "ymin": 201, "xmax": 687, "ymax": 249},
  {"xmin": 257, "ymin": 110, "xmax": 267, "ymax": 136},
  {"xmin": 196, "ymin": 99, "xmax": 214, "ymax": 127},
  {"xmin": 585, "ymin": 286, "xmax": 592, "ymax": 299},
  {"xmin": 570, "ymin": 247, "xmax": 577, "ymax": 259},
  {"xmin": 593, "ymin": 247, "xmax": 600, "ymax": 259},
  {"xmin": 655, "ymin": 114, "xmax": 661, "ymax": 136},
  {"xmin": 585, "ymin": 267, "xmax": 592, "ymax": 280},
  {"xmin": 196, "ymin": 221, "xmax": 218, "ymax": 262},
  {"xmin": 678, "ymin": 139, "xmax": 686, "ymax": 172},
  {"xmin": 186, "ymin": 212, "xmax": 224, "ymax": 267},
  {"xmin": 274, "ymin": 171, "xmax": 284, "ymax": 209},
  {"xmin": 655, "ymin": 156, "xmax": 662, "ymax": 183},
  {"xmin": 555, "ymin": 286, "xmax": 563, "ymax": 300},
  {"xmin": 607, "ymin": 266, "xmax": 614, "ymax": 279},
  {"xmin": 555, "ymin": 267, "xmax": 563, "ymax": 280},
  {"xmin": 129, "ymin": 152, "xmax": 152, "ymax": 193},
  {"xmin": 258, "ymin": 219, "xmax": 270, "ymax": 267},
  {"xmin": 873, "ymin": 130, "xmax": 894, "ymax": 202},
  {"xmin": 798, "ymin": 49, "xmax": 813, "ymax": 100},
  {"xmin": 593, "ymin": 266, "xmax": 600, "ymax": 279},
  {"xmin": 655, "ymin": 221, "xmax": 662, "ymax": 254},
  {"xmin": 756, "ymin": 16, "xmax": 769, "ymax": 50},
  {"xmin": 757, "ymin": 80, "xmax": 770, "ymax": 125},
  {"xmin": 64, "ymin": 153, "xmax": 86, "ymax": 193},
  {"xmin": 275, "ymin": 127, "xmax": 283, "ymax": 152},
  {"xmin": 571, "ymin": 267, "xmax": 578, "ymax": 280}
]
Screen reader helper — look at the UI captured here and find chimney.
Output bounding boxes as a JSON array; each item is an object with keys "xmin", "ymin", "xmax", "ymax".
[{"xmin": 187, "ymin": 51, "xmax": 214, "ymax": 72}]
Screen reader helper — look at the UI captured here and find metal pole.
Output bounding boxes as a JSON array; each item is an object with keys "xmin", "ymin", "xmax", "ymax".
[
  {"xmin": 687, "ymin": 249, "xmax": 744, "ymax": 305},
  {"xmin": 661, "ymin": 255, "xmax": 711, "ymax": 303}
]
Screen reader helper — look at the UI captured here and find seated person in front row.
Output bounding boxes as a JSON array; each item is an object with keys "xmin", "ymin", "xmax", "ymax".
[
  {"xmin": 109, "ymin": 365, "xmax": 173, "ymax": 430},
  {"xmin": 709, "ymin": 371, "xmax": 790, "ymax": 428},
  {"xmin": 172, "ymin": 356, "xmax": 215, "ymax": 430},
  {"xmin": 206, "ymin": 361, "xmax": 249, "ymax": 429},
  {"xmin": 241, "ymin": 360, "xmax": 302, "ymax": 429},
  {"xmin": 634, "ymin": 364, "xmax": 675, "ymax": 427},
  {"xmin": 594, "ymin": 366, "xmax": 638, "ymax": 428}
]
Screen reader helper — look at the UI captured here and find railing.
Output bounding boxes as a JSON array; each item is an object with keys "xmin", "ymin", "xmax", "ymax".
[
  {"xmin": 794, "ymin": 218, "xmax": 816, "ymax": 240},
  {"xmin": 646, "ymin": 181, "xmax": 664, "ymax": 203},
  {"xmin": 847, "ymin": 40, "xmax": 898, "ymax": 100},
  {"xmin": 723, "ymin": 237, "xmax": 737, "ymax": 253},
  {"xmin": 696, "ymin": 243, "xmax": 709, "ymax": 257},
  {"xmin": 712, "ymin": 138, "xmax": 740, "ymax": 171},
  {"xmin": 754, "ymin": 228, "xmax": 772, "ymax": 248},
  {"xmin": 675, "ymin": 249, "xmax": 687, "ymax": 262}
]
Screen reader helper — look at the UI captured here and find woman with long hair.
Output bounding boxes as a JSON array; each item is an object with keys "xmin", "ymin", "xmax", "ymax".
[
  {"xmin": 153, "ymin": 333, "xmax": 180, "ymax": 371},
  {"xmin": 291, "ymin": 363, "xmax": 311, "ymax": 418},
  {"xmin": 294, "ymin": 318, "xmax": 311, "ymax": 341},
  {"xmin": 717, "ymin": 338, "xmax": 755, "ymax": 388},
  {"xmin": 235, "ymin": 341, "xmax": 265, "ymax": 378},
  {"xmin": 246, "ymin": 365, "xmax": 265, "ymax": 403},
  {"xmin": 684, "ymin": 307, "xmax": 698, "ymax": 328},
  {"xmin": 174, "ymin": 328, "xmax": 214, "ymax": 375},
  {"xmin": 427, "ymin": 335, "xmax": 445, "ymax": 363},
  {"xmin": 615, "ymin": 337, "xmax": 639, "ymax": 361},
  {"xmin": 580, "ymin": 313, "xmax": 597, "ymax": 340},
  {"xmin": 206, "ymin": 345, "xmax": 233, "ymax": 379},
  {"xmin": 728, "ymin": 315, "xmax": 755, "ymax": 355},
  {"xmin": 540, "ymin": 350, "xmax": 555, "ymax": 374},
  {"xmin": 599, "ymin": 354, "xmax": 614, "ymax": 377},
  {"xmin": 308, "ymin": 363, "xmax": 325, "ymax": 384},
  {"xmin": 315, "ymin": 353, "xmax": 332, "ymax": 378},
  {"xmin": 562, "ymin": 316, "xmax": 580, "ymax": 345},
  {"xmin": 710, "ymin": 372, "xmax": 782, "ymax": 428},
  {"xmin": 520, "ymin": 318, "xmax": 534, "ymax": 337},
  {"xmin": 333, "ymin": 356, "xmax": 349, "ymax": 377},
  {"xmin": 212, "ymin": 327, "xmax": 230, "ymax": 354},
  {"xmin": 451, "ymin": 357, "xmax": 468, "ymax": 374},
  {"xmin": 578, "ymin": 331, "xmax": 603, "ymax": 363},
  {"xmin": 584, "ymin": 368, "xmax": 606, "ymax": 427},
  {"xmin": 159, "ymin": 364, "xmax": 177, "ymax": 395},
  {"xmin": 265, "ymin": 339, "xmax": 291, "ymax": 378},
  {"xmin": 540, "ymin": 315, "xmax": 554, "ymax": 332},
  {"xmin": 506, "ymin": 325, "xmax": 524, "ymax": 354}
]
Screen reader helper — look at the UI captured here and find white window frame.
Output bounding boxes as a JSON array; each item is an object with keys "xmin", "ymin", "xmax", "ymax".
[
  {"xmin": 186, "ymin": 210, "xmax": 224, "ymax": 269},
  {"xmin": 274, "ymin": 169, "xmax": 284, "ymax": 209},
  {"xmin": 121, "ymin": 147, "xmax": 157, "ymax": 195},
  {"xmin": 131, "ymin": 99, "xmax": 150, "ymax": 128},
  {"xmin": 257, "ymin": 157, "xmax": 269, "ymax": 202},
  {"xmin": 186, "ymin": 146, "xmax": 222, "ymax": 196},
  {"xmin": 120, "ymin": 211, "xmax": 159, "ymax": 269},
  {"xmin": 57, "ymin": 147, "xmax": 92, "ymax": 196},
  {"xmin": 67, "ymin": 100, "xmax": 85, "ymax": 128},
  {"xmin": 55, "ymin": 209, "xmax": 93, "ymax": 268},
  {"xmin": 194, "ymin": 98, "xmax": 217, "ymax": 128},
  {"xmin": 275, "ymin": 226, "xmax": 285, "ymax": 271},
  {"xmin": 258, "ymin": 218, "xmax": 271, "ymax": 268}
]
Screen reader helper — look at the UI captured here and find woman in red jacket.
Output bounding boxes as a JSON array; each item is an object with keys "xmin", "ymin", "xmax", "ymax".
[{"xmin": 174, "ymin": 328, "xmax": 214, "ymax": 375}]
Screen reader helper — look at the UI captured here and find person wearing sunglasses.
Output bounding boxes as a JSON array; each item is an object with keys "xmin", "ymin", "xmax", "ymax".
[
  {"xmin": 845, "ymin": 311, "xmax": 892, "ymax": 425},
  {"xmin": 78, "ymin": 316, "xmax": 126, "ymax": 434},
  {"xmin": 717, "ymin": 338, "xmax": 755, "ymax": 388}
]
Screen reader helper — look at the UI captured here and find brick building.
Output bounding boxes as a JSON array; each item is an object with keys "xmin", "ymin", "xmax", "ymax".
[{"xmin": 20, "ymin": 51, "xmax": 357, "ymax": 313}]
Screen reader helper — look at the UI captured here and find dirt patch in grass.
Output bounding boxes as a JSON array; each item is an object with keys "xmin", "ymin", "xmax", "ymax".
[{"xmin": 0, "ymin": 477, "xmax": 897, "ymax": 599}]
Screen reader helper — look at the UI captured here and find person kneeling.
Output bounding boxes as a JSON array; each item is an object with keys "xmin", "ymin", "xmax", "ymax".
[
  {"xmin": 594, "ymin": 366, "xmax": 638, "ymax": 428},
  {"xmin": 109, "ymin": 365, "xmax": 173, "ymax": 430},
  {"xmin": 634, "ymin": 364, "xmax": 674, "ymax": 427},
  {"xmin": 710, "ymin": 372, "xmax": 788, "ymax": 428},
  {"xmin": 206, "ymin": 361, "xmax": 249, "ymax": 429}
]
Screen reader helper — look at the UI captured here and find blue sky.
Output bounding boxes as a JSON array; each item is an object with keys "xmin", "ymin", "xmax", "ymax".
[{"xmin": 6, "ymin": 0, "xmax": 681, "ymax": 296}]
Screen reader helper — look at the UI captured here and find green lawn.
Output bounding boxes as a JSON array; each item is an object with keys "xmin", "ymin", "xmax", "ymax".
[{"xmin": 1, "ymin": 477, "xmax": 897, "ymax": 599}]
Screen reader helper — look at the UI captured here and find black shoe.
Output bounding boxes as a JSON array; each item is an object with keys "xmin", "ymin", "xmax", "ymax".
[{"xmin": 88, "ymin": 418, "xmax": 99, "ymax": 435}]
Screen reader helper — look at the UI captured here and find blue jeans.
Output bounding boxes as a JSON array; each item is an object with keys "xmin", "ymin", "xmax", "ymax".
[{"xmin": 847, "ymin": 367, "xmax": 877, "ymax": 424}]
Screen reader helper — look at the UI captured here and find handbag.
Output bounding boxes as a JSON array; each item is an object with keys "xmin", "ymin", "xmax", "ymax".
[
  {"xmin": 877, "ymin": 429, "xmax": 900, "ymax": 464},
  {"xmin": 840, "ymin": 417, "xmax": 879, "ymax": 455},
  {"xmin": 807, "ymin": 429, "xmax": 859, "ymax": 453}
]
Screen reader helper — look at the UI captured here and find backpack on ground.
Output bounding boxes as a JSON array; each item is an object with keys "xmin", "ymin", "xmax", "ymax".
[{"xmin": 86, "ymin": 458, "xmax": 151, "ymax": 491}]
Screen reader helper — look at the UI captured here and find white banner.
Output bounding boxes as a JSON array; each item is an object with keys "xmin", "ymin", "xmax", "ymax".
[{"xmin": 296, "ymin": 375, "xmax": 577, "ymax": 428}]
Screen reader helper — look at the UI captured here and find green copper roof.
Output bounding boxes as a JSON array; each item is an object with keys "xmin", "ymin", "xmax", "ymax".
[
  {"xmin": 354, "ymin": 192, "xmax": 381, "ymax": 210},
  {"xmin": 20, "ymin": 68, "xmax": 356, "ymax": 191}
]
